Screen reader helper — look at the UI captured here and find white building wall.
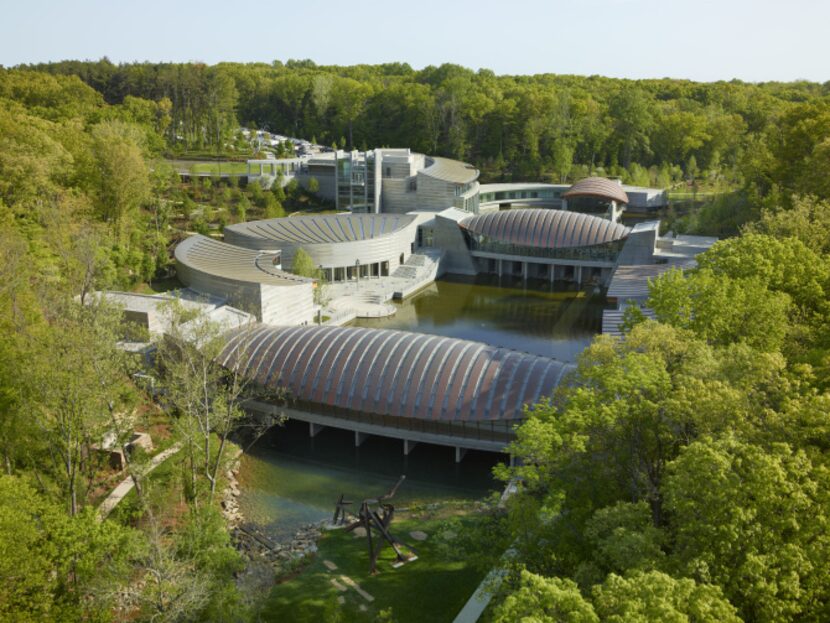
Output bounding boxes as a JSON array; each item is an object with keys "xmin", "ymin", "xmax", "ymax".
[
  {"xmin": 260, "ymin": 282, "xmax": 315, "ymax": 326},
  {"xmin": 176, "ymin": 261, "xmax": 264, "ymax": 319},
  {"xmin": 282, "ymin": 223, "xmax": 418, "ymax": 272},
  {"xmin": 415, "ymin": 173, "xmax": 457, "ymax": 211},
  {"xmin": 381, "ymin": 178, "xmax": 420, "ymax": 213}
]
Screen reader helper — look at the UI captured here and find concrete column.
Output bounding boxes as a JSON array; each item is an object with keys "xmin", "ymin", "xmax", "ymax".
[
  {"xmin": 403, "ymin": 439, "xmax": 418, "ymax": 456},
  {"xmin": 509, "ymin": 454, "xmax": 517, "ymax": 467},
  {"xmin": 309, "ymin": 422, "xmax": 325, "ymax": 438},
  {"xmin": 355, "ymin": 431, "xmax": 369, "ymax": 447},
  {"xmin": 561, "ymin": 198, "xmax": 568, "ymax": 211},
  {"xmin": 498, "ymin": 259, "xmax": 503, "ymax": 277},
  {"xmin": 522, "ymin": 262, "xmax": 529, "ymax": 281},
  {"xmin": 575, "ymin": 265, "xmax": 583, "ymax": 285},
  {"xmin": 455, "ymin": 446, "xmax": 467, "ymax": 463}
]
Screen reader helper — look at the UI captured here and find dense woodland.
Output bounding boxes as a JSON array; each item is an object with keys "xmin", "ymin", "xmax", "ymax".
[{"xmin": 1, "ymin": 61, "xmax": 830, "ymax": 622}]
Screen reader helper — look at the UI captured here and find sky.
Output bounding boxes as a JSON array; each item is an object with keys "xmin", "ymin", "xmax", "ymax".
[{"xmin": 1, "ymin": 0, "xmax": 828, "ymax": 83}]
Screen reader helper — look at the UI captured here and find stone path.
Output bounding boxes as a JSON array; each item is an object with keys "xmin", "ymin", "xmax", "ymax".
[
  {"xmin": 97, "ymin": 443, "xmax": 182, "ymax": 520},
  {"xmin": 323, "ymin": 559, "xmax": 338, "ymax": 571},
  {"xmin": 339, "ymin": 575, "xmax": 375, "ymax": 602},
  {"xmin": 409, "ymin": 530, "xmax": 428, "ymax": 541}
]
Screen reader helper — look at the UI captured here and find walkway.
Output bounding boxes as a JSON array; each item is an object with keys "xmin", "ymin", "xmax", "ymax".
[
  {"xmin": 323, "ymin": 251, "xmax": 443, "ymax": 319},
  {"xmin": 97, "ymin": 442, "xmax": 182, "ymax": 520},
  {"xmin": 452, "ymin": 479, "xmax": 519, "ymax": 623}
]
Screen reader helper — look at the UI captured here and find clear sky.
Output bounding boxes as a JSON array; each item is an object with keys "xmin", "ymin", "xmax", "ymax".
[{"xmin": 1, "ymin": 0, "xmax": 828, "ymax": 83}]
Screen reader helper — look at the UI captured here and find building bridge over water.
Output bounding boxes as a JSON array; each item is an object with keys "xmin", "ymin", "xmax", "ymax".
[{"xmin": 220, "ymin": 324, "xmax": 574, "ymax": 462}]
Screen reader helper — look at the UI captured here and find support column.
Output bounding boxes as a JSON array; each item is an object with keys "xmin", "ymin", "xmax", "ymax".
[
  {"xmin": 522, "ymin": 262, "xmax": 529, "ymax": 281},
  {"xmin": 309, "ymin": 422, "xmax": 325, "ymax": 438},
  {"xmin": 354, "ymin": 431, "xmax": 369, "ymax": 447},
  {"xmin": 498, "ymin": 259, "xmax": 503, "ymax": 277},
  {"xmin": 575, "ymin": 265, "xmax": 583, "ymax": 285},
  {"xmin": 403, "ymin": 439, "xmax": 418, "ymax": 456},
  {"xmin": 455, "ymin": 446, "xmax": 468, "ymax": 463}
]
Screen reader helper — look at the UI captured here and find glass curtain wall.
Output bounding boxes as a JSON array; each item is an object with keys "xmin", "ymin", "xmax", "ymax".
[{"xmin": 336, "ymin": 152, "xmax": 376, "ymax": 213}]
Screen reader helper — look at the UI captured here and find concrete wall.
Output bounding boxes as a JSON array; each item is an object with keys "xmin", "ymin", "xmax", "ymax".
[
  {"xmin": 297, "ymin": 165, "xmax": 337, "ymax": 202},
  {"xmin": 176, "ymin": 260, "xmax": 314, "ymax": 326},
  {"xmin": 416, "ymin": 173, "xmax": 457, "ymax": 211},
  {"xmin": 176, "ymin": 261, "xmax": 264, "ymax": 319},
  {"xmin": 432, "ymin": 215, "xmax": 477, "ymax": 275},
  {"xmin": 381, "ymin": 177, "xmax": 420, "ymax": 214},
  {"xmin": 260, "ymin": 282, "xmax": 315, "ymax": 326},
  {"xmin": 616, "ymin": 221, "xmax": 660, "ymax": 265}
]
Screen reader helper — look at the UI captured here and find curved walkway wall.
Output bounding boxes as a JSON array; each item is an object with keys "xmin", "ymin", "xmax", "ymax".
[
  {"xmin": 175, "ymin": 235, "xmax": 314, "ymax": 326},
  {"xmin": 220, "ymin": 324, "xmax": 574, "ymax": 423}
]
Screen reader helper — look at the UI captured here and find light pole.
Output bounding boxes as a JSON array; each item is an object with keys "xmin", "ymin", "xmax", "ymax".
[{"xmin": 317, "ymin": 264, "xmax": 324, "ymax": 325}]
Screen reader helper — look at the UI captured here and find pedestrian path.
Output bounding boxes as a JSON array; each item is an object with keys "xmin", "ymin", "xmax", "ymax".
[{"xmin": 97, "ymin": 442, "xmax": 182, "ymax": 520}]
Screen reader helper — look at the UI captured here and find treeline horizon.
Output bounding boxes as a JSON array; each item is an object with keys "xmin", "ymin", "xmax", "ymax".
[{"xmin": 21, "ymin": 58, "xmax": 830, "ymax": 197}]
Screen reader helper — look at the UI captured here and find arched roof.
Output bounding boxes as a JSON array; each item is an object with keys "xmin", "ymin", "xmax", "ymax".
[
  {"xmin": 421, "ymin": 156, "xmax": 479, "ymax": 184},
  {"xmin": 174, "ymin": 235, "xmax": 309, "ymax": 286},
  {"xmin": 219, "ymin": 325, "xmax": 573, "ymax": 422},
  {"xmin": 563, "ymin": 177, "xmax": 629, "ymax": 204},
  {"xmin": 460, "ymin": 209, "xmax": 631, "ymax": 249},
  {"xmin": 224, "ymin": 214, "xmax": 417, "ymax": 246}
]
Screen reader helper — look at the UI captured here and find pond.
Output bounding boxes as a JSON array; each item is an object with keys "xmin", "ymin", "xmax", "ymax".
[{"xmin": 353, "ymin": 273, "xmax": 606, "ymax": 362}]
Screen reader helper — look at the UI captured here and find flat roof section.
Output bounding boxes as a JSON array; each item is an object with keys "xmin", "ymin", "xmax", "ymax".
[{"xmin": 219, "ymin": 325, "xmax": 574, "ymax": 423}]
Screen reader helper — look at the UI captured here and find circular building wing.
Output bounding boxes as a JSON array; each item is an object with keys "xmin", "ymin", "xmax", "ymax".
[
  {"xmin": 562, "ymin": 177, "xmax": 629, "ymax": 205},
  {"xmin": 460, "ymin": 209, "xmax": 631, "ymax": 249}
]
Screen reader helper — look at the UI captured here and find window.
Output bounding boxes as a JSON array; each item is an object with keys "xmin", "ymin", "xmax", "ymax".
[{"xmin": 409, "ymin": 179, "xmax": 417, "ymax": 192}]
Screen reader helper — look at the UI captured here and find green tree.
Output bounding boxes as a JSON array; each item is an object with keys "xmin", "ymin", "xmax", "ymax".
[
  {"xmin": 591, "ymin": 571, "xmax": 741, "ymax": 623},
  {"xmin": 648, "ymin": 268, "xmax": 791, "ymax": 352},
  {"xmin": 89, "ymin": 120, "xmax": 151, "ymax": 234},
  {"xmin": 0, "ymin": 475, "xmax": 136, "ymax": 622},
  {"xmin": 665, "ymin": 436, "xmax": 830, "ymax": 623},
  {"xmin": 493, "ymin": 570, "xmax": 599, "ymax": 623}
]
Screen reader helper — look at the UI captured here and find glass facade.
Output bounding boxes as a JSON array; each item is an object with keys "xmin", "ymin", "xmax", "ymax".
[
  {"xmin": 336, "ymin": 152, "xmax": 377, "ymax": 213},
  {"xmin": 463, "ymin": 230, "xmax": 626, "ymax": 263},
  {"xmin": 479, "ymin": 188, "xmax": 563, "ymax": 203}
]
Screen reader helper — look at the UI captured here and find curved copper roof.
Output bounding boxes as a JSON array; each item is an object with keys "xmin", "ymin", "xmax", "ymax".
[
  {"xmin": 421, "ymin": 157, "xmax": 479, "ymax": 185},
  {"xmin": 563, "ymin": 177, "xmax": 629, "ymax": 204},
  {"xmin": 219, "ymin": 325, "xmax": 573, "ymax": 422},
  {"xmin": 224, "ymin": 214, "xmax": 417, "ymax": 247},
  {"xmin": 175, "ymin": 235, "xmax": 309, "ymax": 286},
  {"xmin": 460, "ymin": 209, "xmax": 631, "ymax": 249}
]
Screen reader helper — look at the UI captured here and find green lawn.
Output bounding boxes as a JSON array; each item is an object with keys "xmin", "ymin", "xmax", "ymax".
[
  {"xmin": 189, "ymin": 161, "xmax": 251, "ymax": 175},
  {"xmin": 258, "ymin": 511, "xmax": 488, "ymax": 623}
]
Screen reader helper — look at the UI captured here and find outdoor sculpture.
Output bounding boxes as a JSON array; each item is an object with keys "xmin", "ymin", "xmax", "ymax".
[{"xmin": 332, "ymin": 475, "xmax": 417, "ymax": 574}]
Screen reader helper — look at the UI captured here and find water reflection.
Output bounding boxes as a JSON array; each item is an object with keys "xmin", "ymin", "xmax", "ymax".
[
  {"xmin": 353, "ymin": 274, "xmax": 607, "ymax": 362},
  {"xmin": 238, "ymin": 421, "xmax": 500, "ymax": 541}
]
